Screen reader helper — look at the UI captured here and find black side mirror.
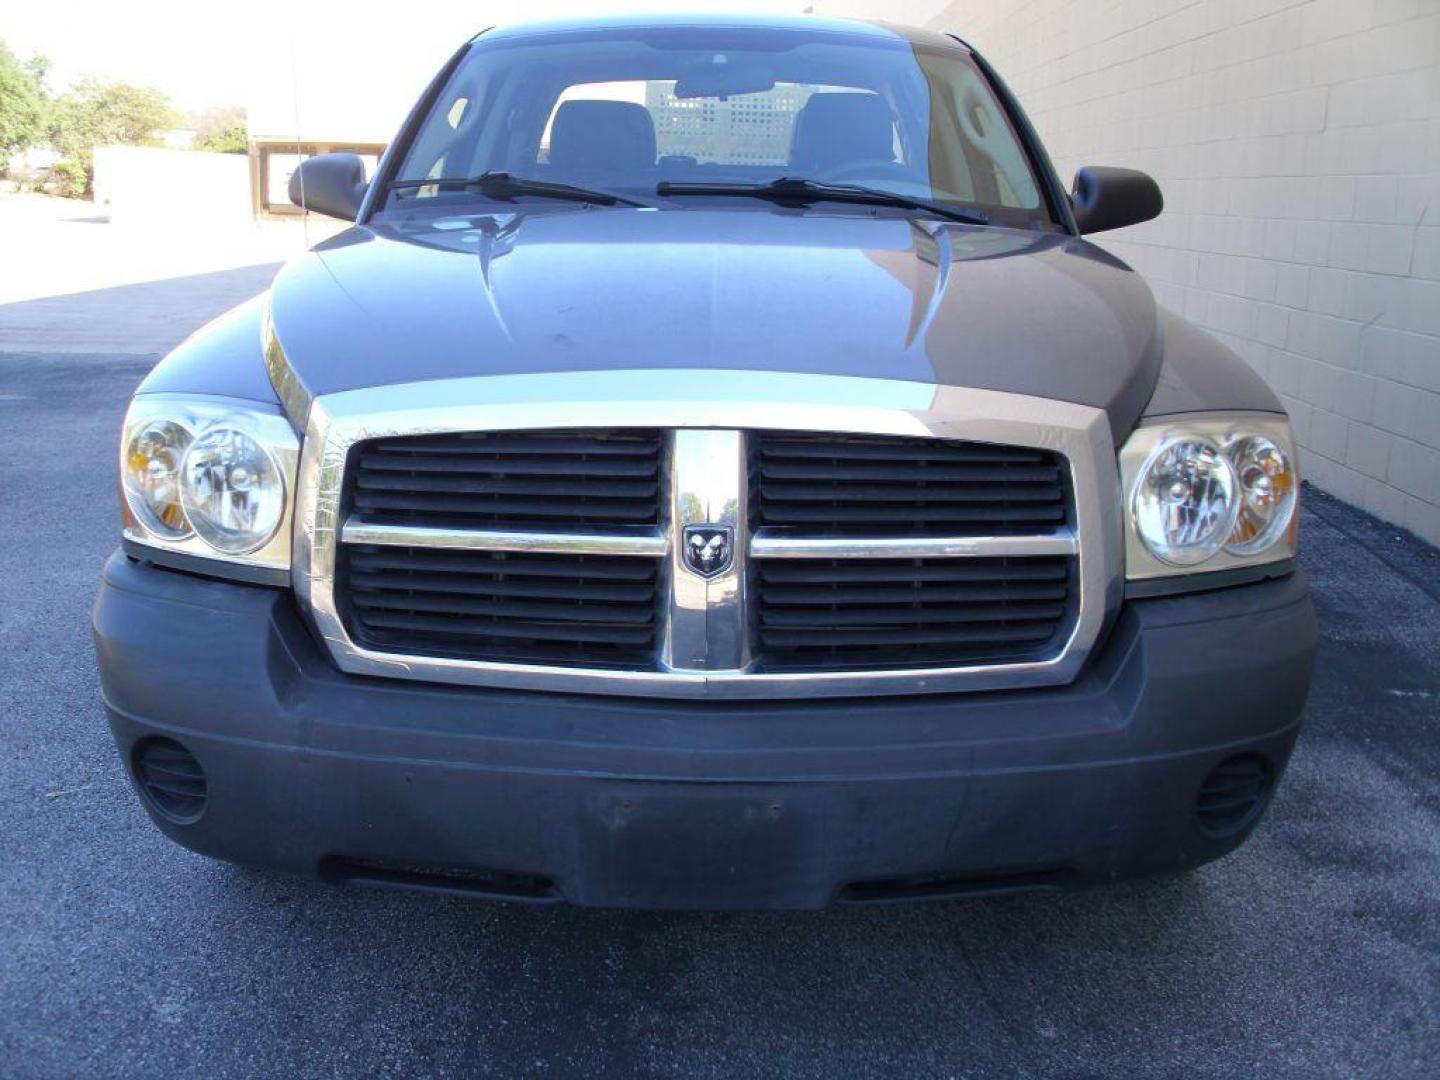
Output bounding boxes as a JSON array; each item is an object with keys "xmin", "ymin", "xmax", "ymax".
[
  {"xmin": 289, "ymin": 153, "xmax": 368, "ymax": 221},
  {"xmin": 1070, "ymin": 166, "xmax": 1162, "ymax": 234}
]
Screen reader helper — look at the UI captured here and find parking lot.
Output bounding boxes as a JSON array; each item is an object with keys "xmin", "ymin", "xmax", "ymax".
[{"xmin": 1, "ymin": 197, "xmax": 1437, "ymax": 1078}]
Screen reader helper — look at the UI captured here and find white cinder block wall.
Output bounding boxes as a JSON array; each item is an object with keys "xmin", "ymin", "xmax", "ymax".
[{"xmin": 816, "ymin": 0, "xmax": 1440, "ymax": 544}]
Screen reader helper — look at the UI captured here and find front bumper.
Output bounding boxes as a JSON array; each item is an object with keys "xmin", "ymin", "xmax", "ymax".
[{"xmin": 94, "ymin": 553, "xmax": 1316, "ymax": 909}]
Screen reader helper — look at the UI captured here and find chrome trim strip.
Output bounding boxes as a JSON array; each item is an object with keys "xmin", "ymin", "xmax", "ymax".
[
  {"xmin": 341, "ymin": 520, "xmax": 668, "ymax": 557},
  {"xmin": 750, "ymin": 529, "xmax": 1077, "ymax": 561},
  {"xmin": 121, "ymin": 535, "xmax": 292, "ymax": 587},
  {"xmin": 660, "ymin": 430, "xmax": 751, "ymax": 673},
  {"xmin": 261, "ymin": 299, "xmax": 314, "ymax": 433},
  {"xmin": 294, "ymin": 370, "xmax": 1121, "ymax": 699}
]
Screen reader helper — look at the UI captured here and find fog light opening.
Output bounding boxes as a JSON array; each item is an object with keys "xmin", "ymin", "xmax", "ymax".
[
  {"xmin": 1195, "ymin": 753, "xmax": 1273, "ymax": 839},
  {"xmin": 132, "ymin": 736, "xmax": 208, "ymax": 824}
]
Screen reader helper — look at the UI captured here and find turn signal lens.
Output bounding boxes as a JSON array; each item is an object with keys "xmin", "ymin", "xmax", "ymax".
[
  {"xmin": 1225, "ymin": 435, "xmax": 1297, "ymax": 555},
  {"xmin": 122, "ymin": 420, "xmax": 193, "ymax": 539}
]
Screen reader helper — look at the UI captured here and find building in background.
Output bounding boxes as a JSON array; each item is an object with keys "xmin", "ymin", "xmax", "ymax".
[
  {"xmin": 242, "ymin": 7, "xmax": 492, "ymax": 215},
  {"xmin": 814, "ymin": 0, "xmax": 1440, "ymax": 544},
  {"xmin": 648, "ymin": 81, "xmax": 814, "ymax": 164}
]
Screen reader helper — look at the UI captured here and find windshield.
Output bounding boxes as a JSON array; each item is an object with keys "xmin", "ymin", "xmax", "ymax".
[{"xmin": 385, "ymin": 24, "xmax": 1050, "ymax": 227}]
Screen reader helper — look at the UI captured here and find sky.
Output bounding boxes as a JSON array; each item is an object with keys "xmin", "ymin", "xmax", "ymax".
[{"xmin": 0, "ymin": 0, "xmax": 820, "ymax": 115}]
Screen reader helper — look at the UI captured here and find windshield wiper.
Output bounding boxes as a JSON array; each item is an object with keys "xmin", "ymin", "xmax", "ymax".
[
  {"xmin": 388, "ymin": 171, "xmax": 647, "ymax": 208},
  {"xmin": 657, "ymin": 176, "xmax": 989, "ymax": 226}
]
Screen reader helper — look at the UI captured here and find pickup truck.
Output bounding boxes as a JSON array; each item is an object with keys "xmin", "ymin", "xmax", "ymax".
[{"xmin": 94, "ymin": 12, "xmax": 1317, "ymax": 909}]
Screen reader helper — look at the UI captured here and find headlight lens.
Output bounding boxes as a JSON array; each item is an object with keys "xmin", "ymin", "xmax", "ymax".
[
  {"xmin": 180, "ymin": 427, "xmax": 286, "ymax": 554},
  {"xmin": 1131, "ymin": 439, "xmax": 1238, "ymax": 565},
  {"xmin": 123, "ymin": 420, "xmax": 193, "ymax": 539},
  {"xmin": 120, "ymin": 396, "xmax": 299, "ymax": 577},
  {"xmin": 1121, "ymin": 414, "xmax": 1299, "ymax": 584}
]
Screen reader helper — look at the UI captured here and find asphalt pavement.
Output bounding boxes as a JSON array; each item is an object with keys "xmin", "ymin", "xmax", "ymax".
[{"xmin": 0, "ymin": 206, "xmax": 1436, "ymax": 1079}]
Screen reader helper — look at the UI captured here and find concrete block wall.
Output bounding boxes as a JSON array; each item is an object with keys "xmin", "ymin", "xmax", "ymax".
[{"xmin": 818, "ymin": 0, "xmax": 1440, "ymax": 544}]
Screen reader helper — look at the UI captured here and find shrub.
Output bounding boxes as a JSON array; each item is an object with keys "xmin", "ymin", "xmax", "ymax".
[
  {"xmin": 195, "ymin": 125, "xmax": 248, "ymax": 155},
  {"xmin": 49, "ymin": 159, "xmax": 88, "ymax": 198}
]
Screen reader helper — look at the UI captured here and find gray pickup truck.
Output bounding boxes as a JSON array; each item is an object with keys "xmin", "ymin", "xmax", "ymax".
[{"xmin": 94, "ymin": 12, "xmax": 1316, "ymax": 909}]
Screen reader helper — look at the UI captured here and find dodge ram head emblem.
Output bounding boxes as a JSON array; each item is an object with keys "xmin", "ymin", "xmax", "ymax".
[{"xmin": 682, "ymin": 525, "xmax": 733, "ymax": 579}]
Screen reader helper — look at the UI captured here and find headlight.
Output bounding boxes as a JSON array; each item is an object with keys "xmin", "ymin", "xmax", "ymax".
[
  {"xmin": 120, "ymin": 395, "xmax": 300, "ymax": 580},
  {"xmin": 181, "ymin": 427, "xmax": 286, "ymax": 554},
  {"xmin": 1121, "ymin": 414, "xmax": 1299, "ymax": 586},
  {"xmin": 1131, "ymin": 438, "xmax": 1238, "ymax": 566}
]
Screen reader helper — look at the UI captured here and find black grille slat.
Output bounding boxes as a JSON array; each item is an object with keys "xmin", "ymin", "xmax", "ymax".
[
  {"xmin": 340, "ymin": 545, "xmax": 660, "ymax": 668},
  {"xmin": 349, "ymin": 570, "xmax": 655, "ymax": 602},
  {"xmin": 758, "ymin": 442, "xmax": 1049, "ymax": 464},
  {"xmin": 359, "ymin": 611, "xmax": 655, "ymax": 645},
  {"xmin": 356, "ymin": 473, "xmax": 658, "ymax": 498},
  {"xmin": 368, "ymin": 435, "xmax": 657, "ymax": 456},
  {"xmin": 755, "ymin": 561, "xmax": 1068, "ymax": 584},
  {"xmin": 754, "ymin": 433, "xmax": 1068, "ymax": 536},
  {"xmin": 759, "ymin": 503, "xmax": 1067, "ymax": 525},
  {"xmin": 754, "ymin": 555, "xmax": 1074, "ymax": 672},
  {"xmin": 760, "ymin": 463, "xmax": 1060, "ymax": 482},
  {"xmin": 346, "ymin": 549, "xmax": 656, "ymax": 580},
  {"xmin": 361, "ymin": 454, "xmax": 660, "ymax": 477},
  {"xmin": 351, "ymin": 429, "xmax": 662, "ymax": 529},
  {"xmin": 760, "ymin": 623, "xmax": 1058, "ymax": 648},
  {"xmin": 761, "ymin": 602, "xmax": 1066, "ymax": 627},
  {"xmin": 351, "ymin": 491, "xmax": 658, "ymax": 521},
  {"xmin": 352, "ymin": 592, "xmax": 657, "ymax": 625},
  {"xmin": 759, "ymin": 481, "xmax": 1061, "ymax": 502},
  {"xmin": 760, "ymin": 581, "xmax": 1069, "ymax": 606}
]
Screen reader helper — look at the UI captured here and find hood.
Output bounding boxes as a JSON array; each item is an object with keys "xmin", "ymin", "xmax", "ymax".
[{"xmin": 268, "ymin": 207, "xmax": 1161, "ymax": 439}]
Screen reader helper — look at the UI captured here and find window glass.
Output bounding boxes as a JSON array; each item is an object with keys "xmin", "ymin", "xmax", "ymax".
[
  {"xmin": 537, "ymin": 80, "xmax": 885, "ymax": 168},
  {"xmin": 387, "ymin": 25, "xmax": 1049, "ymax": 226}
]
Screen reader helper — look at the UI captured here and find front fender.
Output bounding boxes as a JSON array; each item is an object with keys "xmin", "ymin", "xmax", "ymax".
[
  {"xmin": 1141, "ymin": 309, "xmax": 1284, "ymax": 420},
  {"xmin": 135, "ymin": 294, "xmax": 282, "ymax": 407}
]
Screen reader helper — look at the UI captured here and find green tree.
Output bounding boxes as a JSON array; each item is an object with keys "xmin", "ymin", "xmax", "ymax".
[
  {"xmin": 0, "ymin": 39, "xmax": 47, "ymax": 166},
  {"xmin": 48, "ymin": 78, "xmax": 176, "ymax": 195}
]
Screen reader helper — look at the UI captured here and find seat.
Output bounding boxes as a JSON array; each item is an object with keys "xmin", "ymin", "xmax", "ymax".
[
  {"xmin": 789, "ymin": 92, "xmax": 896, "ymax": 176},
  {"xmin": 547, "ymin": 100, "xmax": 657, "ymax": 172}
]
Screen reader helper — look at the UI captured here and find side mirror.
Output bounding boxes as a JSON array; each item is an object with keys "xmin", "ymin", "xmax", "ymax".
[
  {"xmin": 289, "ymin": 153, "xmax": 368, "ymax": 221},
  {"xmin": 1070, "ymin": 166, "xmax": 1162, "ymax": 234}
]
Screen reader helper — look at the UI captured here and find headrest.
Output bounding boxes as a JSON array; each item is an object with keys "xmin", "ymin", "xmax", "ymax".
[
  {"xmin": 548, "ymin": 100, "xmax": 657, "ymax": 171},
  {"xmin": 790, "ymin": 93, "xmax": 895, "ymax": 174}
]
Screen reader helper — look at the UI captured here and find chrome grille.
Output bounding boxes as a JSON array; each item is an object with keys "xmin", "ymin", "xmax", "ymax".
[{"xmin": 297, "ymin": 373, "xmax": 1120, "ymax": 699}]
